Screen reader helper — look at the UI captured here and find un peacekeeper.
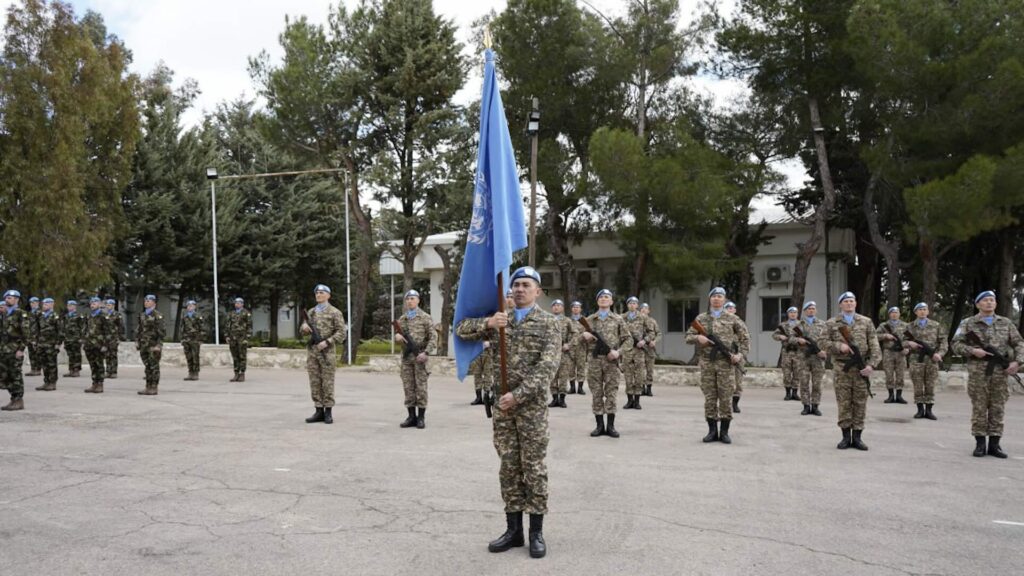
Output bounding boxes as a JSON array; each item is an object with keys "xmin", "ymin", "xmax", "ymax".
[
  {"xmin": 83, "ymin": 296, "xmax": 111, "ymax": 393},
  {"xmin": 621, "ymin": 296, "xmax": 650, "ymax": 410},
  {"xmin": 301, "ymin": 284, "xmax": 347, "ymax": 425},
  {"xmin": 226, "ymin": 297, "xmax": 252, "ymax": 382},
  {"xmin": 773, "ymin": 306, "xmax": 803, "ymax": 402},
  {"xmin": 827, "ymin": 291, "xmax": 882, "ymax": 451},
  {"xmin": 395, "ymin": 289, "xmax": 437, "ymax": 429},
  {"xmin": 62, "ymin": 300, "xmax": 85, "ymax": 377},
  {"xmin": 686, "ymin": 287, "xmax": 749, "ymax": 444},
  {"xmin": 136, "ymin": 294, "xmax": 165, "ymax": 396},
  {"xmin": 547, "ymin": 299, "xmax": 578, "ymax": 409},
  {"xmin": 1, "ymin": 290, "xmax": 31, "ymax": 411},
  {"xmin": 26, "ymin": 296, "xmax": 41, "ymax": 377},
  {"xmin": 951, "ymin": 290, "xmax": 1023, "ymax": 458},
  {"xmin": 468, "ymin": 335, "xmax": 494, "ymax": 405},
  {"xmin": 568, "ymin": 301, "xmax": 587, "ymax": 396},
  {"xmin": 877, "ymin": 306, "xmax": 909, "ymax": 404},
  {"xmin": 104, "ymin": 299, "xmax": 124, "ymax": 378},
  {"xmin": 723, "ymin": 301, "xmax": 745, "ymax": 413},
  {"xmin": 455, "ymin": 265, "xmax": 560, "ymax": 559},
  {"xmin": 797, "ymin": 301, "xmax": 828, "ymax": 416},
  {"xmin": 904, "ymin": 302, "xmax": 947, "ymax": 421},
  {"xmin": 33, "ymin": 298, "xmax": 63, "ymax": 392},
  {"xmin": 580, "ymin": 289, "xmax": 631, "ymax": 438},
  {"xmin": 180, "ymin": 300, "xmax": 205, "ymax": 381},
  {"xmin": 639, "ymin": 303, "xmax": 659, "ymax": 397}
]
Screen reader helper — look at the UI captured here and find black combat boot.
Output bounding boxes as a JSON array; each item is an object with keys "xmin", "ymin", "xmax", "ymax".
[
  {"xmin": 884, "ymin": 388, "xmax": 895, "ymax": 403},
  {"xmin": 633, "ymin": 395, "xmax": 642, "ymax": 410},
  {"xmin": 791, "ymin": 390, "xmax": 802, "ymax": 402},
  {"xmin": 569, "ymin": 381, "xmax": 576, "ymax": 394},
  {"xmin": 471, "ymin": 389, "xmax": 483, "ymax": 405},
  {"xmin": 488, "ymin": 512, "xmax": 524, "ymax": 553},
  {"xmin": 548, "ymin": 395, "xmax": 559, "ymax": 408},
  {"xmin": 811, "ymin": 404, "xmax": 822, "ymax": 416},
  {"xmin": 323, "ymin": 407, "xmax": 333, "ymax": 425},
  {"xmin": 416, "ymin": 407, "xmax": 426, "ymax": 429},
  {"xmin": 924, "ymin": 404, "xmax": 936, "ymax": 420},
  {"xmin": 590, "ymin": 415, "xmax": 605, "ymax": 437},
  {"xmin": 719, "ymin": 419, "xmax": 732, "ymax": 444},
  {"xmin": 577, "ymin": 383, "xmax": 586, "ymax": 396},
  {"xmin": 973, "ymin": 435, "xmax": 987, "ymax": 457},
  {"xmin": 895, "ymin": 389, "xmax": 907, "ymax": 404},
  {"xmin": 400, "ymin": 407, "xmax": 417, "ymax": 428},
  {"xmin": 305, "ymin": 407, "xmax": 325, "ymax": 424},
  {"xmin": 624, "ymin": 395, "xmax": 635, "ymax": 409},
  {"xmin": 914, "ymin": 403, "xmax": 925, "ymax": 418},
  {"xmin": 605, "ymin": 414, "xmax": 620, "ymax": 438},
  {"xmin": 529, "ymin": 514, "xmax": 546, "ymax": 558},
  {"xmin": 837, "ymin": 428, "xmax": 852, "ymax": 450},
  {"xmin": 784, "ymin": 387, "xmax": 793, "ymax": 401},
  {"xmin": 851, "ymin": 429, "xmax": 869, "ymax": 451},
  {"xmin": 702, "ymin": 419, "xmax": 719, "ymax": 443},
  {"xmin": 647, "ymin": 384, "xmax": 654, "ymax": 397},
  {"xmin": 801, "ymin": 404, "xmax": 811, "ymax": 415},
  {"xmin": 988, "ymin": 436, "xmax": 1007, "ymax": 459},
  {"xmin": 732, "ymin": 395, "xmax": 741, "ymax": 413}
]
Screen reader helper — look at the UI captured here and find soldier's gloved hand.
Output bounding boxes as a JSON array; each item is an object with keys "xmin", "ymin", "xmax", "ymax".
[
  {"xmin": 316, "ymin": 341, "xmax": 329, "ymax": 351},
  {"xmin": 415, "ymin": 352, "xmax": 428, "ymax": 364},
  {"xmin": 859, "ymin": 365, "xmax": 874, "ymax": 377},
  {"xmin": 607, "ymin": 350, "xmax": 620, "ymax": 361},
  {"xmin": 932, "ymin": 353, "xmax": 943, "ymax": 364},
  {"xmin": 581, "ymin": 332, "xmax": 595, "ymax": 342},
  {"xmin": 1008, "ymin": 361, "xmax": 1020, "ymax": 376},
  {"xmin": 487, "ymin": 312, "xmax": 508, "ymax": 329},
  {"xmin": 970, "ymin": 347, "xmax": 990, "ymax": 359},
  {"xmin": 498, "ymin": 392, "xmax": 517, "ymax": 411},
  {"xmin": 696, "ymin": 335, "xmax": 710, "ymax": 346}
]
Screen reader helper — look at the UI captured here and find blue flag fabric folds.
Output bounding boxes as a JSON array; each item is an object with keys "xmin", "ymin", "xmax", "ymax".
[{"xmin": 453, "ymin": 48, "xmax": 527, "ymax": 381}]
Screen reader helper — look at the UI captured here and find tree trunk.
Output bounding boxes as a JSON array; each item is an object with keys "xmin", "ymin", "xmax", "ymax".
[
  {"xmin": 402, "ymin": 255, "xmax": 416, "ymax": 293},
  {"xmin": 269, "ymin": 288, "xmax": 280, "ymax": 347},
  {"xmin": 545, "ymin": 208, "xmax": 578, "ymax": 303},
  {"xmin": 173, "ymin": 288, "xmax": 185, "ymax": 342},
  {"xmin": 343, "ymin": 164, "xmax": 374, "ymax": 365},
  {"xmin": 434, "ymin": 245, "xmax": 461, "ymax": 357},
  {"xmin": 863, "ymin": 172, "xmax": 902, "ymax": 308},
  {"xmin": 997, "ymin": 230, "xmax": 1014, "ymax": 317},
  {"xmin": 920, "ymin": 235, "xmax": 938, "ymax": 308}
]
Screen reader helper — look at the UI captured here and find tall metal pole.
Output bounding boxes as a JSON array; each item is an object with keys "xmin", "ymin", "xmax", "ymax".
[
  {"xmin": 528, "ymin": 98, "xmax": 539, "ymax": 267},
  {"xmin": 210, "ymin": 180, "xmax": 221, "ymax": 345},
  {"xmin": 345, "ymin": 172, "xmax": 353, "ymax": 365},
  {"xmin": 390, "ymin": 275, "xmax": 395, "ymax": 355}
]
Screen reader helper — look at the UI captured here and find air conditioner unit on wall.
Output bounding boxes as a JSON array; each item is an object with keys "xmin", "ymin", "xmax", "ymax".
[
  {"xmin": 540, "ymin": 271, "xmax": 561, "ymax": 290},
  {"xmin": 575, "ymin": 268, "xmax": 600, "ymax": 288},
  {"xmin": 764, "ymin": 265, "xmax": 792, "ymax": 283}
]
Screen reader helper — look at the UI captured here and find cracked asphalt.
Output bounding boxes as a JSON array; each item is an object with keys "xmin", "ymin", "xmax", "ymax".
[{"xmin": 1, "ymin": 366, "xmax": 1022, "ymax": 576}]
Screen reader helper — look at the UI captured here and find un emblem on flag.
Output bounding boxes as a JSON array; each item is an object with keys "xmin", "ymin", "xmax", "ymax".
[{"xmin": 468, "ymin": 174, "xmax": 491, "ymax": 246}]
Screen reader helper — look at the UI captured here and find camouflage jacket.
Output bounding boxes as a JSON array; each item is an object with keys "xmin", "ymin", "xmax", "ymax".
[
  {"xmin": 29, "ymin": 308, "xmax": 41, "ymax": 343},
  {"xmin": 180, "ymin": 312, "xmax": 206, "ymax": 343},
  {"xmin": 226, "ymin": 308, "xmax": 252, "ymax": 343},
  {"xmin": 555, "ymin": 315, "xmax": 581, "ymax": 351},
  {"xmin": 105, "ymin": 310, "xmax": 124, "ymax": 344},
  {"xmin": 569, "ymin": 316, "xmax": 590, "ymax": 354},
  {"xmin": 644, "ymin": 316, "xmax": 661, "ymax": 355},
  {"xmin": 826, "ymin": 313, "xmax": 882, "ymax": 369},
  {"xmin": 797, "ymin": 317, "xmax": 829, "ymax": 358},
  {"xmin": 951, "ymin": 314, "xmax": 1024, "ymax": 365},
  {"xmin": 397, "ymin": 308, "xmax": 437, "ymax": 358},
  {"xmin": 456, "ymin": 306, "xmax": 561, "ymax": 405},
  {"xmin": 686, "ymin": 311, "xmax": 751, "ymax": 365},
  {"xmin": 306, "ymin": 303, "xmax": 347, "ymax": 350},
  {"xmin": 584, "ymin": 311, "xmax": 633, "ymax": 358},
  {"xmin": 903, "ymin": 318, "xmax": 948, "ymax": 364},
  {"xmin": 876, "ymin": 319, "xmax": 909, "ymax": 353},
  {"xmin": 63, "ymin": 312, "xmax": 86, "ymax": 343},
  {"xmin": 622, "ymin": 312, "xmax": 655, "ymax": 351},
  {"xmin": 84, "ymin": 309, "xmax": 112, "ymax": 349},
  {"xmin": 1, "ymin": 307, "xmax": 32, "ymax": 354},
  {"xmin": 36, "ymin": 311, "xmax": 64, "ymax": 349},
  {"xmin": 136, "ymin": 309, "xmax": 166, "ymax": 349},
  {"xmin": 773, "ymin": 320, "xmax": 802, "ymax": 353}
]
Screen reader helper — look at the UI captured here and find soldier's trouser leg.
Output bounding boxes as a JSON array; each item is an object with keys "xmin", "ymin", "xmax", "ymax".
[
  {"xmin": 307, "ymin": 349, "xmax": 336, "ymax": 407},
  {"xmin": 28, "ymin": 344, "xmax": 39, "ymax": 372},
  {"xmin": 42, "ymin": 348, "xmax": 58, "ymax": 385},
  {"xmin": 4, "ymin": 353, "xmax": 25, "ymax": 399},
  {"xmin": 807, "ymin": 359, "xmax": 824, "ymax": 405},
  {"xmin": 968, "ymin": 367, "xmax": 1008, "ymax": 437},
  {"xmin": 733, "ymin": 367, "xmax": 743, "ymax": 397},
  {"xmin": 645, "ymin": 352, "xmax": 655, "ymax": 386},
  {"xmin": 556, "ymin": 362, "xmax": 571, "ymax": 394},
  {"xmin": 493, "ymin": 400, "xmax": 549, "ymax": 515},
  {"xmin": 834, "ymin": 370, "xmax": 868, "ymax": 431},
  {"xmin": 141, "ymin": 347, "xmax": 161, "ymax": 386},
  {"xmin": 184, "ymin": 342, "xmax": 200, "ymax": 375},
  {"xmin": 911, "ymin": 362, "xmax": 926, "ymax": 404},
  {"xmin": 107, "ymin": 344, "xmax": 119, "ymax": 376},
  {"xmin": 701, "ymin": 362, "xmax": 734, "ymax": 421},
  {"xmin": 236, "ymin": 342, "xmax": 248, "ymax": 374},
  {"xmin": 883, "ymin": 352, "xmax": 903, "ymax": 389},
  {"xmin": 401, "ymin": 359, "xmax": 429, "ymax": 408},
  {"xmin": 572, "ymin": 349, "xmax": 588, "ymax": 384},
  {"xmin": 782, "ymin": 353, "xmax": 798, "ymax": 388},
  {"xmin": 588, "ymin": 358, "xmax": 619, "ymax": 415},
  {"xmin": 85, "ymin": 347, "xmax": 105, "ymax": 385},
  {"xmin": 66, "ymin": 342, "xmax": 82, "ymax": 372},
  {"xmin": 622, "ymin": 352, "xmax": 639, "ymax": 395}
]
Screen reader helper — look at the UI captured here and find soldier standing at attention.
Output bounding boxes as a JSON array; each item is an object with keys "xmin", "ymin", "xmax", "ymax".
[
  {"xmin": 877, "ymin": 306, "xmax": 909, "ymax": 404},
  {"xmin": 827, "ymin": 292, "xmax": 882, "ymax": 451},
  {"xmin": 62, "ymin": 300, "xmax": 85, "ymax": 378},
  {"xmin": 33, "ymin": 298, "xmax": 63, "ymax": 392},
  {"xmin": 797, "ymin": 301, "xmax": 828, "ymax": 416},
  {"xmin": 468, "ymin": 336, "xmax": 493, "ymax": 405},
  {"xmin": 1, "ymin": 290, "xmax": 31, "ymax": 411},
  {"xmin": 104, "ymin": 299, "xmax": 124, "ymax": 379},
  {"xmin": 951, "ymin": 290, "xmax": 1023, "ymax": 458},
  {"xmin": 687, "ymin": 288, "xmax": 749, "ymax": 444},
  {"xmin": 773, "ymin": 306, "xmax": 802, "ymax": 402},
  {"xmin": 569, "ymin": 301, "xmax": 587, "ymax": 396},
  {"xmin": 301, "ymin": 285, "xmax": 347, "ymax": 425},
  {"xmin": 621, "ymin": 296, "xmax": 650, "ymax": 410},
  {"xmin": 547, "ymin": 299, "xmax": 576, "ymax": 409},
  {"xmin": 180, "ymin": 300, "xmax": 205, "ymax": 381},
  {"xmin": 136, "ymin": 295, "xmax": 165, "ymax": 396},
  {"xmin": 395, "ymin": 290, "xmax": 437, "ymax": 429},
  {"xmin": 83, "ymin": 297, "xmax": 111, "ymax": 394},
  {"xmin": 456, "ymin": 266, "xmax": 559, "ymax": 559},
  {"xmin": 723, "ymin": 301, "xmax": 745, "ymax": 413},
  {"xmin": 26, "ymin": 296, "xmax": 41, "ymax": 377},
  {"xmin": 904, "ymin": 302, "xmax": 947, "ymax": 421},
  {"xmin": 580, "ymin": 289, "xmax": 631, "ymax": 438},
  {"xmin": 226, "ymin": 297, "xmax": 252, "ymax": 382},
  {"xmin": 639, "ymin": 303, "xmax": 659, "ymax": 397}
]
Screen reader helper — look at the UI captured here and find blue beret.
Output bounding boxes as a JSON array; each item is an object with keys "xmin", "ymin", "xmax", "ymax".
[
  {"xmin": 89, "ymin": 296, "xmax": 101, "ymax": 303},
  {"xmin": 551, "ymin": 299, "xmax": 564, "ymax": 307},
  {"xmin": 888, "ymin": 306, "xmax": 899, "ymax": 314},
  {"xmin": 144, "ymin": 294, "xmax": 156, "ymax": 302},
  {"xmin": 708, "ymin": 287, "xmax": 726, "ymax": 298},
  {"xmin": 505, "ymin": 289, "xmax": 513, "ymax": 297},
  {"xmin": 626, "ymin": 296, "xmax": 639, "ymax": 304},
  {"xmin": 105, "ymin": 299, "xmax": 115, "ymax": 305},
  {"xmin": 234, "ymin": 297, "xmax": 244, "ymax": 303},
  {"xmin": 29, "ymin": 296, "xmax": 39, "ymax": 303},
  {"xmin": 803, "ymin": 301, "xmax": 816, "ymax": 310},
  {"xmin": 510, "ymin": 266, "xmax": 541, "ymax": 284},
  {"xmin": 405, "ymin": 290, "xmax": 420, "ymax": 299},
  {"xmin": 640, "ymin": 303, "xmax": 650, "ymax": 309},
  {"xmin": 186, "ymin": 300, "xmax": 197, "ymax": 306},
  {"xmin": 724, "ymin": 301, "xmax": 736, "ymax": 309},
  {"xmin": 787, "ymin": 306, "xmax": 798, "ymax": 313},
  {"xmin": 975, "ymin": 290, "xmax": 995, "ymax": 304},
  {"xmin": 838, "ymin": 291, "xmax": 856, "ymax": 304},
  {"xmin": 42, "ymin": 297, "xmax": 54, "ymax": 304},
  {"xmin": 914, "ymin": 302, "xmax": 928, "ymax": 311},
  {"xmin": 4, "ymin": 289, "xmax": 21, "ymax": 299},
  {"xmin": 596, "ymin": 288, "xmax": 613, "ymax": 299},
  {"xmin": 571, "ymin": 301, "xmax": 582, "ymax": 308},
  {"xmin": 66, "ymin": 300, "xmax": 77, "ymax": 306},
  {"xmin": 314, "ymin": 284, "xmax": 331, "ymax": 294}
]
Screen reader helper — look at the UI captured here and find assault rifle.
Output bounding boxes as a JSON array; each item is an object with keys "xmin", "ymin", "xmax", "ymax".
[
  {"xmin": 392, "ymin": 319, "xmax": 420, "ymax": 360},
  {"xmin": 838, "ymin": 325, "xmax": 875, "ymax": 397},
  {"xmin": 690, "ymin": 320, "xmax": 745, "ymax": 374},
  {"xmin": 777, "ymin": 322, "xmax": 799, "ymax": 352},
  {"xmin": 965, "ymin": 331, "xmax": 1024, "ymax": 388},
  {"xmin": 903, "ymin": 329, "xmax": 939, "ymax": 366},
  {"xmin": 883, "ymin": 323, "xmax": 903, "ymax": 352},
  {"xmin": 301, "ymin": 308, "xmax": 327, "ymax": 356},
  {"xmin": 579, "ymin": 317, "xmax": 614, "ymax": 359},
  {"xmin": 793, "ymin": 326, "xmax": 821, "ymax": 357}
]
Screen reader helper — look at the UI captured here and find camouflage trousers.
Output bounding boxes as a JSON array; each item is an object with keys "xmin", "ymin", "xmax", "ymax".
[
  {"xmin": 183, "ymin": 341, "xmax": 201, "ymax": 375},
  {"xmin": 733, "ymin": 366, "xmax": 744, "ymax": 397},
  {"xmin": 550, "ymin": 355, "xmax": 572, "ymax": 395},
  {"xmin": 780, "ymin": 350, "xmax": 801, "ymax": 387},
  {"xmin": 469, "ymin": 352, "xmax": 493, "ymax": 391},
  {"xmin": 493, "ymin": 398, "xmax": 549, "ymax": 515},
  {"xmin": 799, "ymin": 355, "xmax": 825, "ymax": 405},
  {"xmin": 700, "ymin": 360, "xmax": 736, "ymax": 421},
  {"xmin": 307, "ymin": 348, "xmax": 336, "ymax": 408},
  {"xmin": 909, "ymin": 360, "xmax": 938, "ymax": 405},
  {"xmin": 622, "ymin": 349, "xmax": 646, "ymax": 395},
  {"xmin": 140, "ymin": 346, "xmax": 161, "ymax": 386},
  {"xmin": 106, "ymin": 342, "xmax": 119, "ymax": 377},
  {"xmin": 27, "ymin": 343, "xmax": 40, "ymax": 372},
  {"xmin": 834, "ymin": 369, "xmax": 869, "ymax": 431},
  {"xmin": 587, "ymin": 356, "xmax": 621, "ymax": 415},
  {"xmin": 645, "ymin": 350, "xmax": 656, "ymax": 386},
  {"xmin": 84, "ymin": 346, "xmax": 105, "ymax": 385},
  {"xmin": 1, "ymin": 351, "xmax": 25, "ymax": 399},
  {"xmin": 570, "ymin": 345, "xmax": 588, "ymax": 384},
  {"xmin": 966, "ymin": 361, "xmax": 1009, "ymax": 437},
  {"xmin": 65, "ymin": 340, "xmax": 82, "ymax": 372},
  {"xmin": 39, "ymin": 345, "xmax": 59, "ymax": 386},
  {"xmin": 400, "ymin": 358, "xmax": 429, "ymax": 408},
  {"xmin": 881, "ymin": 350, "xmax": 905, "ymax": 390},
  {"xmin": 229, "ymin": 340, "xmax": 248, "ymax": 374}
]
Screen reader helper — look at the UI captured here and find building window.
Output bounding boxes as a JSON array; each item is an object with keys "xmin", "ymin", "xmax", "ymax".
[
  {"xmin": 762, "ymin": 297, "xmax": 793, "ymax": 332},
  {"xmin": 667, "ymin": 299, "xmax": 700, "ymax": 332}
]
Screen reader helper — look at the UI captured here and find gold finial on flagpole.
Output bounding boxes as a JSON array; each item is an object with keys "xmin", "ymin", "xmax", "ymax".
[{"xmin": 483, "ymin": 25, "xmax": 493, "ymax": 50}]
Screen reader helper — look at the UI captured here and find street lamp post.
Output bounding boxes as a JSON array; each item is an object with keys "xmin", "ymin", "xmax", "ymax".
[
  {"xmin": 206, "ymin": 168, "xmax": 221, "ymax": 345},
  {"xmin": 526, "ymin": 98, "xmax": 540, "ymax": 267}
]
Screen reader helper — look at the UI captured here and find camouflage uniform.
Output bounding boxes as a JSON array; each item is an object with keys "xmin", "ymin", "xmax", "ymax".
[
  {"xmin": 644, "ymin": 316, "xmax": 660, "ymax": 392},
  {"xmin": 180, "ymin": 311, "xmax": 206, "ymax": 377},
  {"xmin": 622, "ymin": 312, "xmax": 652, "ymax": 396},
  {"xmin": 905, "ymin": 318, "xmax": 948, "ymax": 406},
  {"xmin": 83, "ymin": 308, "xmax": 111, "ymax": 390},
  {"xmin": 62, "ymin": 309, "xmax": 85, "ymax": 375},
  {"xmin": 876, "ymin": 320, "xmax": 909, "ymax": 392},
  {"xmin": 797, "ymin": 317, "xmax": 829, "ymax": 406},
  {"xmin": 1, "ymin": 306, "xmax": 32, "ymax": 404},
  {"xmin": 226, "ymin": 307, "xmax": 252, "ymax": 378},
  {"xmin": 686, "ymin": 311, "xmax": 750, "ymax": 421},
  {"xmin": 306, "ymin": 303, "xmax": 347, "ymax": 408},
  {"xmin": 569, "ymin": 315, "xmax": 589, "ymax": 393},
  {"xmin": 397, "ymin": 308, "xmax": 437, "ymax": 408},
  {"xmin": 136, "ymin": 308, "xmax": 165, "ymax": 393},
  {"xmin": 456, "ymin": 306, "xmax": 560, "ymax": 515},
  {"xmin": 550, "ymin": 315, "xmax": 580, "ymax": 397},
  {"xmin": 584, "ymin": 312, "xmax": 632, "ymax": 415},
  {"xmin": 826, "ymin": 314, "xmax": 882, "ymax": 432},
  {"xmin": 105, "ymin": 308, "xmax": 124, "ymax": 378},
  {"xmin": 34, "ymin": 310, "xmax": 63, "ymax": 390},
  {"xmin": 27, "ymin": 305, "xmax": 41, "ymax": 375},
  {"xmin": 951, "ymin": 314, "xmax": 1024, "ymax": 438},
  {"xmin": 469, "ymin": 337, "xmax": 494, "ymax": 391},
  {"xmin": 773, "ymin": 320, "xmax": 803, "ymax": 397}
]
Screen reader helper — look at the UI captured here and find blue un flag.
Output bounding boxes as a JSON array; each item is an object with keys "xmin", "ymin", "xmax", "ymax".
[{"xmin": 452, "ymin": 48, "xmax": 527, "ymax": 381}]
